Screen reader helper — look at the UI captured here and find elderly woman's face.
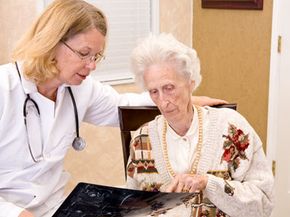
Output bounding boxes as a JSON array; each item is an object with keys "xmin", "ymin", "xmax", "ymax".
[{"xmin": 144, "ymin": 63, "xmax": 195, "ymax": 123}]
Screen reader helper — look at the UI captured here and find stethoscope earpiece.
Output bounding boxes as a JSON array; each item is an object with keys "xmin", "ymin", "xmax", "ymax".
[{"xmin": 72, "ymin": 137, "xmax": 86, "ymax": 151}]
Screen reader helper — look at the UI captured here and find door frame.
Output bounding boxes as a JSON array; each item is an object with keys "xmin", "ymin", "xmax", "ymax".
[
  {"xmin": 267, "ymin": 0, "xmax": 290, "ymax": 216},
  {"xmin": 266, "ymin": 0, "xmax": 279, "ymax": 163}
]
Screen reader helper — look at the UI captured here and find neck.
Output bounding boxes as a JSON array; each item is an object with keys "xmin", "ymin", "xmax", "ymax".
[
  {"xmin": 162, "ymin": 105, "xmax": 203, "ymax": 176},
  {"xmin": 37, "ymin": 79, "xmax": 61, "ymax": 102},
  {"xmin": 167, "ymin": 109, "xmax": 194, "ymax": 136}
]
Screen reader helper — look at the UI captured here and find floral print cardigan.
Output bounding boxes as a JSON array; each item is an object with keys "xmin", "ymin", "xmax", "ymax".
[{"xmin": 126, "ymin": 106, "xmax": 274, "ymax": 217}]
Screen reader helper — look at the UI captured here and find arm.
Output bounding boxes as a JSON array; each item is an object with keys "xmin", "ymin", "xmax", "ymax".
[
  {"xmin": 19, "ymin": 210, "xmax": 34, "ymax": 217},
  {"xmin": 192, "ymin": 96, "xmax": 228, "ymax": 106},
  {"xmin": 126, "ymin": 126, "xmax": 151, "ymax": 190},
  {"xmin": 0, "ymin": 81, "xmax": 28, "ymax": 217},
  {"xmin": 166, "ymin": 110, "xmax": 274, "ymax": 217},
  {"xmin": 82, "ymin": 77, "xmax": 227, "ymax": 126},
  {"xmin": 204, "ymin": 112, "xmax": 274, "ymax": 217},
  {"xmin": 126, "ymin": 133, "xmax": 142, "ymax": 190},
  {"xmin": 205, "ymin": 142, "xmax": 274, "ymax": 217},
  {"xmin": 123, "ymin": 93, "xmax": 229, "ymax": 107},
  {"xmin": 82, "ymin": 78, "xmax": 154, "ymax": 126},
  {"xmin": 166, "ymin": 144, "xmax": 274, "ymax": 217}
]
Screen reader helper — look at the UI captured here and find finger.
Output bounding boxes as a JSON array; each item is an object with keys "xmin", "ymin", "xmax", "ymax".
[
  {"xmin": 188, "ymin": 185, "xmax": 197, "ymax": 193},
  {"xmin": 165, "ymin": 182, "xmax": 175, "ymax": 192},
  {"xmin": 183, "ymin": 177, "xmax": 195, "ymax": 192},
  {"xmin": 176, "ymin": 181, "xmax": 184, "ymax": 193},
  {"xmin": 207, "ymin": 98, "xmax": 229, "ymax": 106},
  {"xmin": 182, "ymin": 186, "xmax": 190, "ymax": 193},
  {"xmin": 192, "ymin": 96, "xmax": 228, "ymax": 106},
  {"xmin": 177, "ymin": 174, "xmax": 192, "ymax": 192},
  {"xmin": 187, "ymin": 174, "xmax": 208, "ymax": 192},
  {"xmin": 165, "ymin": 177, "xmax": 179, "ymax": 192}
]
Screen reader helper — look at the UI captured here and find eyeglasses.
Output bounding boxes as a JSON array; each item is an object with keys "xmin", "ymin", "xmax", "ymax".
[{"xmin": 61, "ymin": 40, "xmax": 105, "ymax": 63}]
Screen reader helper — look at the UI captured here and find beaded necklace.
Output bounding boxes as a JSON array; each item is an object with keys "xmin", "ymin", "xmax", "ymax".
[{"xmin": 162, "ymin": 106, "xmax": 203, "ymax": 177}]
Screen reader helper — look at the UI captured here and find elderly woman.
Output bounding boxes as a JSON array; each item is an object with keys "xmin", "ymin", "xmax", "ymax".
[{"xmin": 126, "ymin": 33, "xmax": 274, "ymax": 217}]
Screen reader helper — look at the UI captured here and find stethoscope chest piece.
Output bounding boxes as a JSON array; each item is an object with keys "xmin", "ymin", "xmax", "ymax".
[{"xmin": 72, "ymin": 137, "xmax": 86, "ymax": 151}]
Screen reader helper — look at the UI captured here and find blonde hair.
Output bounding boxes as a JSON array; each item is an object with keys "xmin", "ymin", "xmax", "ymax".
[{"xmin": 12, "ymin": 0, "xmax": 107, "ymax": 84}]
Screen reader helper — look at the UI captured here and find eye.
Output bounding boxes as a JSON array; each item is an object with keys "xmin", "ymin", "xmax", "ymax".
[
  {"xmin": 163, "ymin": 85, "xmax": 175, "ymax": 94},
  {"xmin": 149, "ymin": 89, "xmax": 158, "ymax": 97},
  {"xmin": 78, "ymin": 51, "xmax": 90, "ymax": 57}
]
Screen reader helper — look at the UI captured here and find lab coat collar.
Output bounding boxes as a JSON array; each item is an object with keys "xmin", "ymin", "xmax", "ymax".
[
  {"xmin": 15, "ymin": 61, "xmax": 70, "ymax": 95},
  {"xmin": 15, "ymin": 62, "xmax": 38, "ymax": 94}
]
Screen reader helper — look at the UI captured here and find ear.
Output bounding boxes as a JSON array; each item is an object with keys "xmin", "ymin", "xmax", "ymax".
[{"xmin": 190, "ymin": 80, "xmax": 195, "ymax": 93}]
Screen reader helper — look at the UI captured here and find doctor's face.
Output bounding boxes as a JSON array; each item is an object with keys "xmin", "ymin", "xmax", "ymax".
[
  {"xmin": 54, "ymin": 28, "xmax": 105, "ymax": 85},
  {"xmin": 144, "ymin": 63, "xmax": 195, "ymax": 124}
]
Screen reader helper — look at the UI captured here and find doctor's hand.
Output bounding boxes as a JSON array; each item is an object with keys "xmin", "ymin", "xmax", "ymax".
[
  {"xmin": 192, "ymin": 96, "xmax": 228, "ymax": 107},
  {"xmin": 166, "ymin": 173, "xmax": 208, "ymax": 193},
  {"xmin": 19, "ymin": 210, "xmax": 34, "ymax": 217}
]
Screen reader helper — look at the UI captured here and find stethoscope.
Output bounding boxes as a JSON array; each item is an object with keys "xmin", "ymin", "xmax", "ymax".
[{"xmin": 15, "ymin": 62, "xmax": 86, "ymax": 162}]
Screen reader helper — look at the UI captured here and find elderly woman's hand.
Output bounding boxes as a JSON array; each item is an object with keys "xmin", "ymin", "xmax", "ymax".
[
  {"xmin": 166, "ymin": 174, "xmax": 208, "ymax": 193},
  {"xmin": 19, "ymin": 210, "xmax": 34, "ymax": 217},
  {"xmin": 192, "ymin": 96, "xmax": 228, "ymax": 107}
]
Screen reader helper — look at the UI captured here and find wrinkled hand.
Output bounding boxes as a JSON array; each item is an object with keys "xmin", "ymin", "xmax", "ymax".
[
  {"xmin": 192, "ymin": 96, "xmax": 228, "ymax": 107},
  {"xmin": 19, "ymin": 210, "xmax": 34, "ymax": 217},
  {"xmin": 166, "ymin": 174, "xmax": 208, "ymax": 193}
]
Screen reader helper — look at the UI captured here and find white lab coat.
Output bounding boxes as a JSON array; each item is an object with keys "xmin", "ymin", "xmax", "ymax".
[{"xmin": 0, "ymin": 63, "xmax": 153, "ymax": 217}]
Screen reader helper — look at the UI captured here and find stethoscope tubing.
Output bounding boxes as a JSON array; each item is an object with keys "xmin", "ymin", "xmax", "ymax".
[
  {"xmin": 67, "ymin": 86, "xmax": 80, "ymax": 138},
  {"xmin": 15, "ymin": 62, "xmax": 86, "ymax": 163}
]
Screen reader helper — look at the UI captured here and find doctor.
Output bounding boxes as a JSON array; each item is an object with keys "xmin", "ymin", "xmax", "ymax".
[{"xmin": 0, "ymin": 0, "xmax": 226, "ymax": 216}]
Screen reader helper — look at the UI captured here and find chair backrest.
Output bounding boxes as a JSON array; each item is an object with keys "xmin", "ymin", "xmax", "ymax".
[{"xmin": 118, "ymin": 103, "xmax": 237, "ymax": 175}]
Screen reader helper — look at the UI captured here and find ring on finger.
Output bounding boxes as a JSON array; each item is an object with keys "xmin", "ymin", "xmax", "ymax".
[{"xmin": 182, "ymin": 187, "xmax": 190, "ymax": 192}]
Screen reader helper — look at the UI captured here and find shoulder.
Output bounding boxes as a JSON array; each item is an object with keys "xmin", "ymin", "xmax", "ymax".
[
  {"xmin": 0, "ymin": 63, "xmax": 20, "ymax": 91},
  {"xmin": 130, "ymin": 115, "xmax": 160, "ymax": 149},
  {"xmin": 131, "ymin": 123, "xmax": 150, "ymax": 149},
  {"xmin": 72, "ymin": 75, "xmax": 119, "ymax": 100},
  {"xmin": 0, "ymin": 63, "xmax": 21, "ymax": 118},
  {"xmin": 131, "ymin": 115, "xmax": 162, "ymax": 141},
  {"xmin": 203, "ymin": 106, "xmax": 260, "ymax": 145},
  {"xmin": 203, "ymin": 106, "xmax": 254, "ymax": 132},
  {"xmin": 203, "ymin": 106, "xmax": 263, "ymax": 176},
  {"xmin": 130, "ymin": 115, "xmax": 163, "ymax": 153},
  {"xmin": 203, "ymin": 106, "xmax": 262, "ymax": 154}
]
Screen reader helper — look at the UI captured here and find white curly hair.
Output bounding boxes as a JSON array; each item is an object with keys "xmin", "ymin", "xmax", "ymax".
[{"xmin": 130, "ymin": 33, "xmax": 202, "ymax": 91}]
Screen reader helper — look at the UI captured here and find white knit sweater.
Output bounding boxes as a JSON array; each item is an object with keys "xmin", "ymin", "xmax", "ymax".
[{"xmin": 126, "ymin": 106, "xmax": 274, "ymax": 217}]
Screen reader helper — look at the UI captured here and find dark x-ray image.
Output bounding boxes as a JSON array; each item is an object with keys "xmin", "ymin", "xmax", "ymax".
[{"xmin": 53, "ymin": 182, "xmax": 199, "ymax": 217}]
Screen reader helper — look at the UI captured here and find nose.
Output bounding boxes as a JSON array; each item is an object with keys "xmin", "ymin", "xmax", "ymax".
[
  {"xmin": 158, "ymin": 92, "xmax": 170, "ymax": 109},
  {"xmin": 86, "ymin": 60, "xmax": 96, "ymax": 71}
]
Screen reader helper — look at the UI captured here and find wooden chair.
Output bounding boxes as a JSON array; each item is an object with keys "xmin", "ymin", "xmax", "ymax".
[{"xmin": 118, "ymin": 103, "xmax": 237, "ymax": 175}]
